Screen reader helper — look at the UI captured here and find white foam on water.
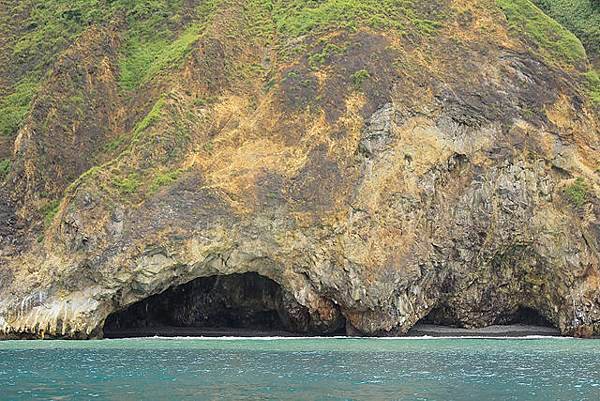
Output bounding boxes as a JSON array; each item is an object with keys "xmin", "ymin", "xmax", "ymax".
[{"xmin": 103, "ymin": 334, "xmax": 574, "ymax": 341}]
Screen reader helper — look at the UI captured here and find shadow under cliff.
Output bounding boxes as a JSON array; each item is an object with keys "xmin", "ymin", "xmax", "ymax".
[
  {"xmin": 103, "ymin": 272, "xmax": 564, "ymax": 339},
  {"xmin": 408, "ymin": 305, "xmax": 560, "ymax": 337},
  {"xmin": 103, "ymin": 272, "xmax": 346, "ymax": 338}
]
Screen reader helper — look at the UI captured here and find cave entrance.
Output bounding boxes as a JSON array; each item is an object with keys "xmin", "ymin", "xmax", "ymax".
[
  {"xmin": 409, "ymin": 305, "xmax": 559, "ymax": 337},
  {"xmin": 494, "ymin": 306, "xmax": 555, "ymax": 327},
  {"xmin": 103, "ymin": 273, "xmax": 316, "ymax": 338}
]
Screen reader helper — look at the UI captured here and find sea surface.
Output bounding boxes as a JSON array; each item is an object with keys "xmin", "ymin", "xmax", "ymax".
[{"xmin": 0, "ymin": 337, "xmax": 599, "ymax": 400}]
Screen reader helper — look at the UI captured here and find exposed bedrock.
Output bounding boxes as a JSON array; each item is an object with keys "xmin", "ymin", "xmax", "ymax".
[
  {"xmin": 103, "ymin": 273, "xmax": 345, "ymax": 337},
  {"xmin": 1, "ymin": 98, "xmax": 598, "ymax": 338}
]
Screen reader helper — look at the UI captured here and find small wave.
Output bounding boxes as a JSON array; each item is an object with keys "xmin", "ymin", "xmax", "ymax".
[{"xmin": 103, "ymin": 334, "xmax": 573, "ymax": 341}]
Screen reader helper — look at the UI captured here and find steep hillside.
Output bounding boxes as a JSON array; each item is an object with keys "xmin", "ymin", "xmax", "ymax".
[
  {"xmin": 0, "ymin": 0, "xmax": 599, "ymax": 339},
  {"xmin": 532, "ymin": 0, "xmax": 600, "ymax": 105},
  {"xmin": 533, "ymin": 0, "xmax": 599, "ymax": 64}
]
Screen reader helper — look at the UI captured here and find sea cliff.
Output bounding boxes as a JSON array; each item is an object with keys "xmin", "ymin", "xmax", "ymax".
[{"xmin": 0, "ymin": 0, "xmax": 599, "ymax": 338}]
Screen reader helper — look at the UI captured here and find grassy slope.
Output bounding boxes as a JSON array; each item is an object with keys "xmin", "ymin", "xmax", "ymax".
[
  {"xmin": 271, "ymin": 0, "xmax": 442, "ymax": 37},
  {"xmin": 2, "ymin": 0, "xmax": 589, "ymax": 139},
  {"xmin": 495, "ymin": 0, "xmax": 587, "ymax": 69},
  {"xmin": 1, "ymin": 0, "xmax": 598, "ymax": 189},
  {"xmin": 0, "ymin": 0, "xmax": 110, "ymax": 137},
  {"xmin": 496, "ymin": 0, "xmax": 598, "ymax": 105},
  {"xmin": 117, "ymin": 0, "xmax": 222, "ymax": 91},
  {"xmin": 55, "ymin": 0, "xmax": 448, "ymax": 206},
  {"xmin": 0, "ymin": 0, "xmax": 214, "ymax": 138},
  {"xmin": 532, "ymin": 0, "xmax": 599, "ymax": 62},
  {"xmin": 532, "ymin": 0, "xmax": 600, "ymax": 105}
]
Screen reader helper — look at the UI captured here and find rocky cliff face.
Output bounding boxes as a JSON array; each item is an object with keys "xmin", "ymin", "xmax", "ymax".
[{"xmin": 0, "ymin": 0, "xmax": 599, "ymax": 339}]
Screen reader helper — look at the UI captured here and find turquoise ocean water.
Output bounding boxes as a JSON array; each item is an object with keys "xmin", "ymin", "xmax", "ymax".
[{"xmin": 0, "ymin": 337, "xmax": 599, "ymax": 400}]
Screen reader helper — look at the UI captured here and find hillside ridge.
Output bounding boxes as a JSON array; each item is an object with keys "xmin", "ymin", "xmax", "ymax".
[{"xmin": 0, "ymin": 0, "xmax": 598, "ymax": 339}]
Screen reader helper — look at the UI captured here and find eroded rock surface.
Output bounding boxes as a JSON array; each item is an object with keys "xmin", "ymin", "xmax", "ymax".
[{"xmin": 103, "ymin": 272, "xmax": 345, "ymax": 336}]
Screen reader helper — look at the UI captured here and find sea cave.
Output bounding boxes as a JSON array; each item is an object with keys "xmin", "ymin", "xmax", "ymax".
[
  {"xmin": 102, "ymin": 272, "xmax": 345, "ymax": 338},
  {"xmin": 409, "ymin": 304, "xmax": 560, "ymax": 337}
]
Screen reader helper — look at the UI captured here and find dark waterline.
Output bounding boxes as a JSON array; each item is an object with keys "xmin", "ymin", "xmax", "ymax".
[
  {"xmin": 102, "ymin": 323, "xmax": 560, "ymax": 339},
  {"xmin": 1, "ymin": 338, "xmax": 599, "ymax": 401}
]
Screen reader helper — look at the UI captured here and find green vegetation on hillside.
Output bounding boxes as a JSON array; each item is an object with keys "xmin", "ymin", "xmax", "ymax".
[
  {"xmin": 68, "ymin": 92, "xmax": 190, "ymax": 202},
  {"xmin": 0, "ymin": 0, "xmax": 219, "ymax": 137},
  {"xmin": 496, "ymin": 0, "xmax": 587, "ymax": 69},
  {"xmin": 1, "ymin": 0, "xmax": 111, "ymax": 137},
  {"xmin": 565, "ymin": 177, "xmax": 588, "ymax": 207},
  {"xmin": 0, "ymin": 159, "xmax": 10, "ymax": 179},
  {"xmin": 119, "ymin": 24, "xmax": 201, "ymax": 91},
  {"xmin": 1, "ymin": 0, "xmax": 596, "ymax": 143},
  {"xmin": 272, "ymin": 0, "xmax": 443, "ymax": 37},
  {"xmin": 132, "ymin": 96, "xmax": 166, "ymax": 137},
  {"xmin": 113, "ymin": 173, "xmax": 142, "ymax": 194},
  {"xmin": 351, "ymin": 69, "xmax": 371, "ymax": 89},
  {"xmin": 532, "ymin": 0, "xmax": 599, "ymax": 63},
  {"xmin": 117, "ymin": 0, "xmax": 222, "ymax": 91},
  {"xmin": 0, "ymin": 78, "xmax": 38, "ymax": 136},
  {"xmin": 11, "ymin": 0, "xmax": 107, "ymax": 72},
  {"xmin": 150, "ymin": 169, "xmax": 183, "ymax": 193},
  {"xmin": 40, "ymin": 199, "xmax": 60, "ymax": 227},
  {"xmin": 531, "ymin": 0, "xmax": 599, "ymax": 106},
  {"xmin": 585, "ymin": 69, "xmax": 600, "ymax": 105},
  {"xmin": 308, "ymin": 43, "xmax": 346, "ymax": 69}
]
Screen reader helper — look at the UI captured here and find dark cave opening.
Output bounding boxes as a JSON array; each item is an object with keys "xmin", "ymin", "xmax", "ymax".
[
  {"xmin": 103, "ymin": 272, "xmax": 343, "ymax": 338},
  {"xmin": 495, "ymin": 306, "xmax": 555, "ymax": 327},
  {"xmin": 418, "ymin": 305, "xmax": 555, "ymax": 328},
  {"xmin": 410, "ymin": 305, "xmax": 559, "ymax": 336}
]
